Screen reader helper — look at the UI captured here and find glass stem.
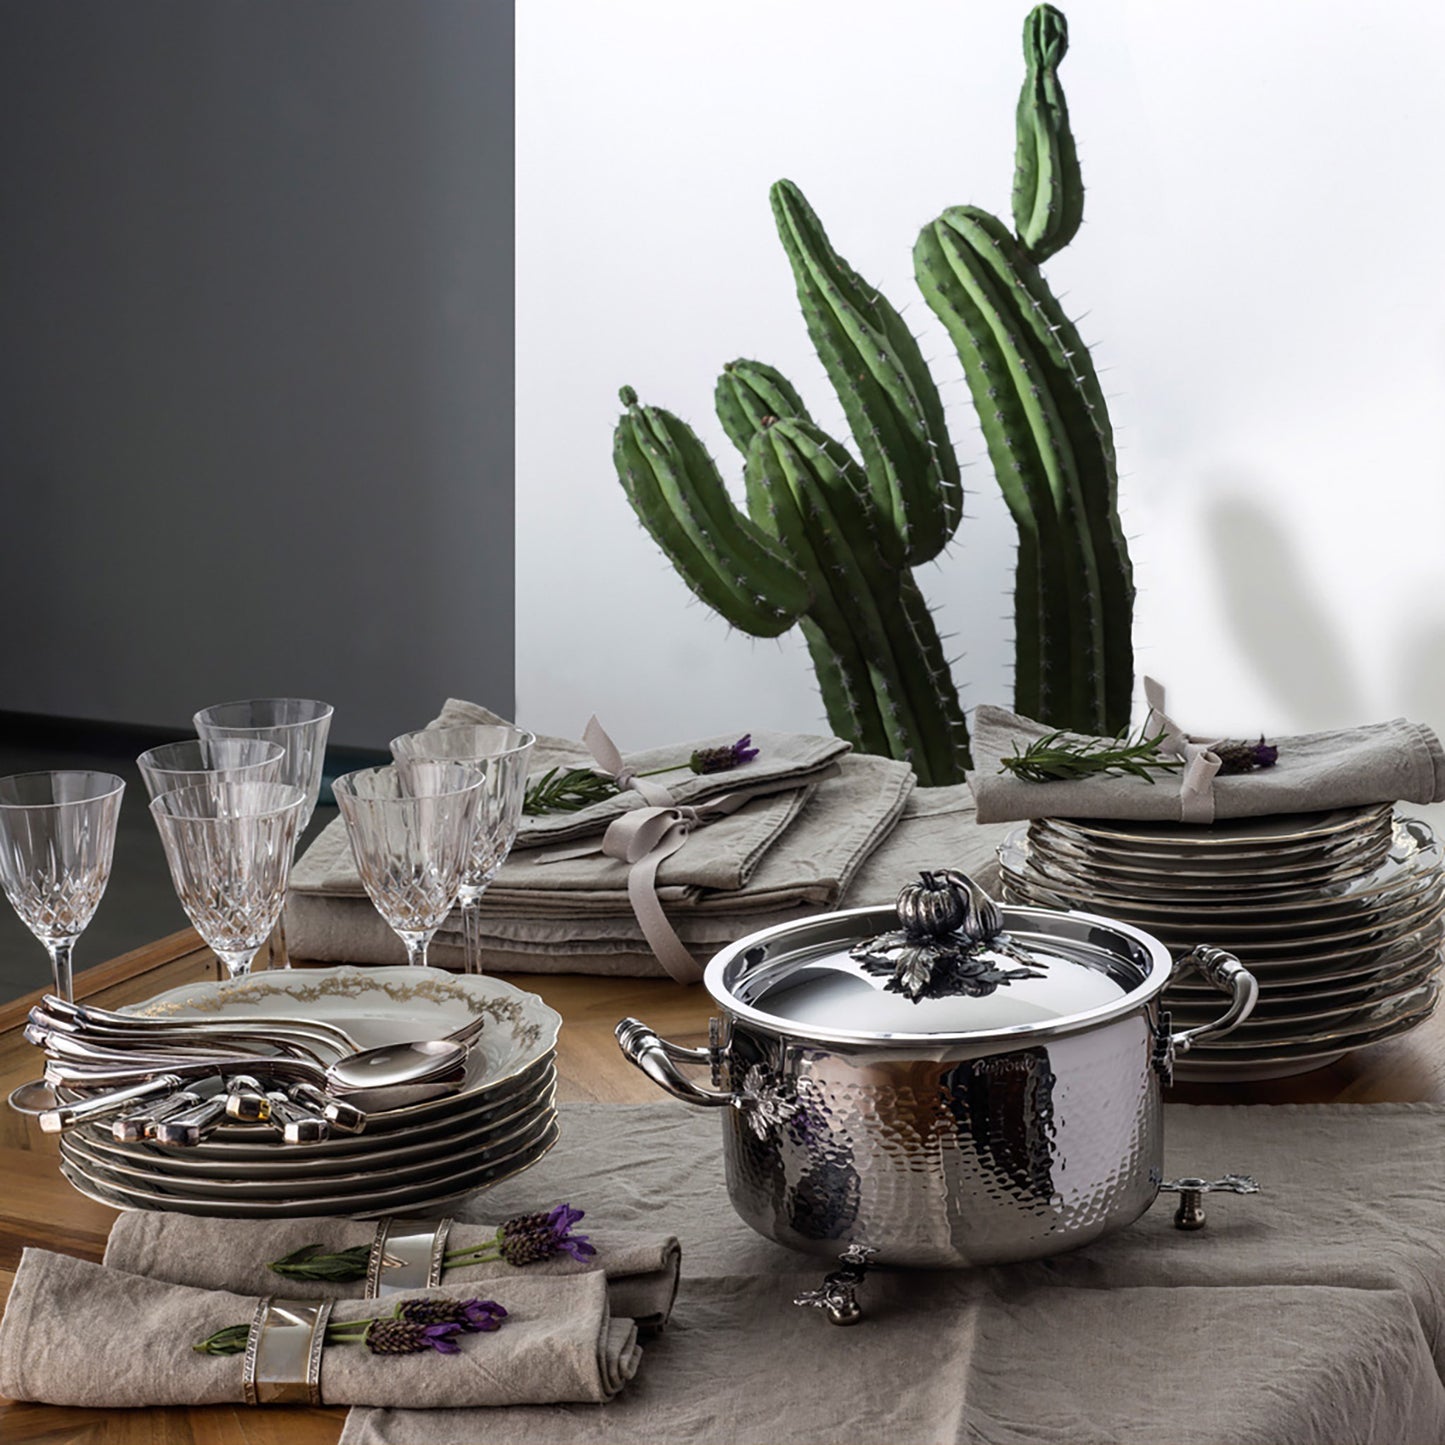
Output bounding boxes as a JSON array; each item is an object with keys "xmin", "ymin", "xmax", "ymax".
[
  {"xmin": 401, "ymin": 932, "xmax": 432, "ymax": 968},
  {"xmin": 47, "ymin": 939, "xmax": 75, "ymax": 1004},
  {"xmin": 462, "ymin": 898, "xmax": 485, "ymax": 975},
  {"xmin": 268, "ymin": 913, "xmax": 291, "ymax": 970},
  {"xmin": 215, "ymin": 949, "xmax": 258, "ymax": 980}
]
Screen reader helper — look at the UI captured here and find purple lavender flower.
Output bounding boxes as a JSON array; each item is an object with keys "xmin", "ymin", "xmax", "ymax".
[
  {"xmin": 365, "ymin": 1317, "xmax": 466, "ymax": 1355},
  {"xmin": 689, "ymin": 734, "xmax": 759, "ymax": 775},
  {"xmin": 462, "ymin": 1299, "xmax": 509, "ymax": 1333},
  {"xmin": 1252, "ymin": 738, "xmax": 1279, "ymax": 768},
  {"xmin": 497, "ymin": 1202, "xmax": 596, "ymax": 1265},
  {"xmin": 545, "ymin": 1204, "xmax": 597, "ymax": 1262},
  {"xmin": 420, "ymin": 1323, "xmax": 464, "ymax": 1355}
]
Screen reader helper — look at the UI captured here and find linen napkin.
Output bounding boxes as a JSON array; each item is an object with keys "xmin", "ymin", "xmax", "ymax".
[
  {"xmin": 429, "ymin": 699, "xmax": 851, "ymax": 849},
  {"xmin": 337, "ymin": 1100, "xmax": 1445, "ymax": 1445},
  {"xmin": 104, "ymin": 1213, "xmax": 681, "ymax": 1332},
  {"xmin": 0, "ymin": 1252, "xmax": 639, "ymax": 1409},
  {"xmin": 969, "ymin": 703, "xmax": 1445, "ymax": 824},
  {"xmin": 285, "ymin": 776, "xmax": 1003, "ymax": 976}
]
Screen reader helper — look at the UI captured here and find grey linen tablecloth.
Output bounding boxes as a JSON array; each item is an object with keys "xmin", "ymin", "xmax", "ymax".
[
  {"xmin": 0, "ymin": 1261, "xmax": 639, "ymax": 1408},
  {"xmin": 286, "ymin": 780, "xmax": 1008, "ymax": 976},
  {"xmin": 104, "ymin": 1214, "xmax": 681, "ymax": 1331},
  {"xmin": 969, "ymin": 704, "xmax": 1445, "ymax": 825},
  {"xmin": 343, "ymin": 1100, "xmax": 1445, "ymax": 1445}
]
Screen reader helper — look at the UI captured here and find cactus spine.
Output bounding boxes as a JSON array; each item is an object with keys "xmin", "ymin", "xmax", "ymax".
[{"xmin": 613, "ymin": 3, "xmax": 1133, "ymax": 776}]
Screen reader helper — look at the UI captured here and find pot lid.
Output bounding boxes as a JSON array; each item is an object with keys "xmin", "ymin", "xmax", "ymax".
[{"xmin": 708, "ymin": 869, "xmax": 1172, "ymax": 1044}]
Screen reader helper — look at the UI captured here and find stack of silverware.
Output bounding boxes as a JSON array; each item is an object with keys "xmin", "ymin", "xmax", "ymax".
[
  {"xmin": 996, "ymin": 806, "xmax": 1445, "ymax": 1081},
  {"xmin": 22, "ymin": 966, "xmax": 561, "ymax": 1217}
]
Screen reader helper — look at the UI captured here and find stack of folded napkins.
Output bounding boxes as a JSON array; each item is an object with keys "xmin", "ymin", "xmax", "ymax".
[
  {"xmin": 287, "ymin": 700, "xmax": 1014, "ymax": 976},
  {"xmin": 0, "ymin": 1209, "xmax": 679, "ymax": 1410}
]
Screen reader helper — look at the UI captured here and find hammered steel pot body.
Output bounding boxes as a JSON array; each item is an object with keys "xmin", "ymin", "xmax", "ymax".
[
  {"xmin": 718, "ymin": 1010, "xmax": 1161, "ymax": 1268},
  {"xmin": 616, "ymin": 886, "xmax": 1256, "ymax": 1271}
]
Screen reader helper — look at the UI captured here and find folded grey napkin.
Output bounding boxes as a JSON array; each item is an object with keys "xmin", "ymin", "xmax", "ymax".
[
  {"xmin": 285, "ymin": 777, "xmax": 1001, "ymax": 977},
  {"xmin": 0, "ymin": 1253, "xmax": 639, "ymax": 1409},
  {"xmin": 103, "ymin": 1214, "xmax": 681, "ymax": 1332},
  {"xmin": 969, "ymin": 703, "xmax": 1445, "ymax": 824},
  {"xmin": 296, "ymin": 787, "xmax": 815, "ymax": 901},
  {"xmin": 338, "ymin": 1100, "xmax": 1445, "ymax": 1445},
  {"xmin": 429, "ymin": 699, "xmax": 851, "ymax": 850}
]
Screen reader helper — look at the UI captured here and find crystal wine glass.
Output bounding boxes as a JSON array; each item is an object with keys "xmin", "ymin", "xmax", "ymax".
[
  {"xmin": 193, "ymin": 699, "xmax": 333, "ymax": 967},
  {"xmin": 149, "ymin": 781, "xmax": 306, "ymax": 980},
  {"xmin": 332, "ymin": 762, "xmax": 483, "ymax": 969},
  {"xmin": 390, "ymin": 725, "xmax": 536, "ymax": 974},
  {"xmin": 0, "ymin": 771, "xmax": 126, "ymax": 1001},
  {"xmin": 136, "ymin": 738, "xmax": 285, "ymax": 801}
]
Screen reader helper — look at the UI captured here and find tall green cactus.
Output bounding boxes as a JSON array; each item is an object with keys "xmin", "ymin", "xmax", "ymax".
[{"xmin": 613, "ymin": 4, "xmax": 1133, "ymax": 779}]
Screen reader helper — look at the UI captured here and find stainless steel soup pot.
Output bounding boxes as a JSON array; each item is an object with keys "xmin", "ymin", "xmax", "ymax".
[{"xmin": 617, "ymin": 868, "xmax": 1257, "ymax": 1272}]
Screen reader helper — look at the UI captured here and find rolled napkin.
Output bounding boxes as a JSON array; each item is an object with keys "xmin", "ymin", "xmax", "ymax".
[
  {"xmin": 0, "ymin": 1249, "xmax": 640, "ymax": 1409},
  {"xmin": 969, "ymin": 702, "xmax": 1445, "ymax": 825},
  {"xmin": 104, "ymin": 1211, "xmax": 682, "ymax": 1332}
]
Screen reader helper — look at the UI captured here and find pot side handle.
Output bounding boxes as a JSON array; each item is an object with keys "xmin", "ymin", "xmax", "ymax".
[
  {"xmin": 1170, "ymin": 946, "xmax": 1260, "ymax": 1054},
  {"xmin": 615, "ymin": 1018, "xmax": 732, "ymax": 1108}
]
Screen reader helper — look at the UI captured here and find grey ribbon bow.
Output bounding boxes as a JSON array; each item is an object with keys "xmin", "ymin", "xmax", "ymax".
[
  {"xmin": 1144, "ymin": 676, "xmax": 1223, "ymax": 824},
  {"xmin": 584, "ymin": 716, "xmax": 677, "ymax": 807},
  {"xmin": 598, "ymin": 791, "xmax": 763, "ymax": 983},
  {"xmin": 541, "ymin": 717, "xmax": 834, "ymax": 982}
]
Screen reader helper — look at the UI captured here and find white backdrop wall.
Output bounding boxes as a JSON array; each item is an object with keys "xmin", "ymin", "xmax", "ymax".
[{"xmin": 517, "ymin": 0, "xmax": 1445, "ymax": 756}]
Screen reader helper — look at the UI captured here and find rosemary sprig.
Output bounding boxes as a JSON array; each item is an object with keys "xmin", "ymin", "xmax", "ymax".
[
  {"xmin": 523, "ymin": 766, "xmax": 621, "ymax": 815},
  {"xmin": 999, "ymin": 727, "xmax": 1185, "ymax": 784}
]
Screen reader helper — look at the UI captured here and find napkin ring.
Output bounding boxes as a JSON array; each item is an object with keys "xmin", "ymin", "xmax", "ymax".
[
  {"xmin": 366, "ymin": 1216, "xmax": 454, "ymax": 1297},
  {"xmin": 242, "ymin": 1298, "xmax": 333, "ymax": 1406}
]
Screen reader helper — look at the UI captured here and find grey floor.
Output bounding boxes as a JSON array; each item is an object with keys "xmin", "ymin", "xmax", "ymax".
[{"xmin": 0, "ymin": 723, "xmax": 360, "ymax": 1006}]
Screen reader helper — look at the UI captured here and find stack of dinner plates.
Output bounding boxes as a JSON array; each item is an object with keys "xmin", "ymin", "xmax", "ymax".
[
  {"xmin": 55, "ymin": 967, "xmax": 561, "ymax": 1218},
  {"xmin": 996, "ymin": 806, "xmax": 1445, "ymax": 1081}
]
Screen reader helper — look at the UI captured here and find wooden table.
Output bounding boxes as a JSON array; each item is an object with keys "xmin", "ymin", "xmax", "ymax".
[{"xmin": 3, "ymin": 930, "xmax": 1444, "ymax": 1443}]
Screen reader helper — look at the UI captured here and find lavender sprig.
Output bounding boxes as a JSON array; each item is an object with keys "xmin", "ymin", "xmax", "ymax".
[
  {"xmin": 193, "ymin": 1297, "xmax": 507, "ymax": 1357},
  {"xmin": 267, "ymin": 1203, "xmax": 596, "ymax": 1283},
  {"xmin": 523, "ymin": 735, "xmax": 760, "ymax": 814}
]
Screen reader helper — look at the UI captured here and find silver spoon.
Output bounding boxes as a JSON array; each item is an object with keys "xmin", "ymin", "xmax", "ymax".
[{"xmin": 22, "ymin": 1011, "xmax": 486, "ymax": 1113}]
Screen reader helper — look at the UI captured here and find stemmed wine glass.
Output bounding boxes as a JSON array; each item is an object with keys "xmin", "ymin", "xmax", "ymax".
[
  {"xmin": 390, "ymin": 725, "xmax": 536, "ymax": 974},
  {"xmin": 332, "ymin": 762, "xmax": 483, "ymax": 969},
  {"xmin": 149, "ymin": 781, "xmax": 306, "ymax": 980},
  {"xmin": 194, "ymin": 699, "xmax": 333, "ymax": 966},
  {"xmin": 0, "ymin": 771, "xmax": 126, "ymax": 1002},
  {"xmin": 136, "ymin": 738, "xmax": 285, "ymax": 801}
]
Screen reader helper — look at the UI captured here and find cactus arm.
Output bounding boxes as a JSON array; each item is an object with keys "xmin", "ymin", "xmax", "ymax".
[
  {"xmin": 715, "ymin": 358, "xmax": 815, "ymax": 457},
  {"xmin": 940, "ymin": 206, "xmax": 1133, "ymax": 729},
  {"xmin": 798, "ymin": 618, "xmax": 895, "ymax": 762},
  {"xmin": 614, "ymin": 387, "xmax": 811, "ymax": 638},
  {"xmin": 914, "ymin": 207, "xmax": 1108, "ymax": 733},
  {"xmin": 747, "ymin": 417, "xmax": 968, "ymax": 783},
  {"xmin": 770, "ymin": 179, "xmax": 963, "ymax": 567},
  {"xmin": 1012, "ymin": 4, "xmax": 1083, "ymax": 264}
]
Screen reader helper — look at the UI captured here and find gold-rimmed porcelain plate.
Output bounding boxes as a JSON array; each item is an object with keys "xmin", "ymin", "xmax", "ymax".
[
  {"xmin": 1036, "ymin": 805, "xmax": 1394, "ymax": 855},
  {"xmin": 62, "ymin": 1097, "xmax": 557, "ymax": 1199},
  {"xmin": 75, "ymin": 1069, "xmax": 558, "ymax": 1181},
  {"xmin": 1172, "ymin": 996, "xmax": 1439, "ymax": 1082},
  {"xmin": 58, "ymin": 1114, "xmax": 561, "ymax": 1218},
  {"xmin": 119, "ymin": 966, "xmax": 561, "ymax": 1133}
]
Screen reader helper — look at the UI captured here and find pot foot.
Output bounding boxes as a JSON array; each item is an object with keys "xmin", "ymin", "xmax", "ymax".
[
  {"xmin": 1159, "ymin": 1173, "xmax": 1260, "ymax": 1230},
  {"xmin": 794, "ymin": 1245, "xmax": 876, "ymax": 1325}
]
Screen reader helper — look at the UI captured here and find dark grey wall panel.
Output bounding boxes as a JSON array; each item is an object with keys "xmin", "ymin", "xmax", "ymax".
[{"xmin": 0, "ymin": 0, "xmax": 513, "ymax": 747}]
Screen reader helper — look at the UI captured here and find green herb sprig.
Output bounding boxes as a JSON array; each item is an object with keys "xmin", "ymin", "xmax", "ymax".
[
  {"xmin": 999, "ymin": 727, "xmax": 1185, "ymax": 785},
  {"xmin": 523, "ymin": 766, "xmax": 622, "ymax": 815}
]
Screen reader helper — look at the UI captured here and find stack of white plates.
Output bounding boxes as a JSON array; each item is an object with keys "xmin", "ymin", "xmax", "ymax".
[
  {"xmin": 56, "ymin": 967, "xmax": 561, "ymax": 1218},
  {"xmin": 996, "ymin": 807, "xmax": 1445, "ymax": 1081}
]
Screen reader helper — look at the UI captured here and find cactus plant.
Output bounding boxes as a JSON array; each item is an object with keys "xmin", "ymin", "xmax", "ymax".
[{"xmin": 613, "ymin": 4, "xmax": 1133, "ymax": 779}]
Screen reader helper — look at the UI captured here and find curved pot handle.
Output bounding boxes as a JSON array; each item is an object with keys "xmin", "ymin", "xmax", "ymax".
[
  {"xmin": 1169, "ymin": 946, "xmax": 1260, "ymax": 1055},
  {"xmin": 615, "ymin": 1017, "xmax": 732, "ymax": 1108}
]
